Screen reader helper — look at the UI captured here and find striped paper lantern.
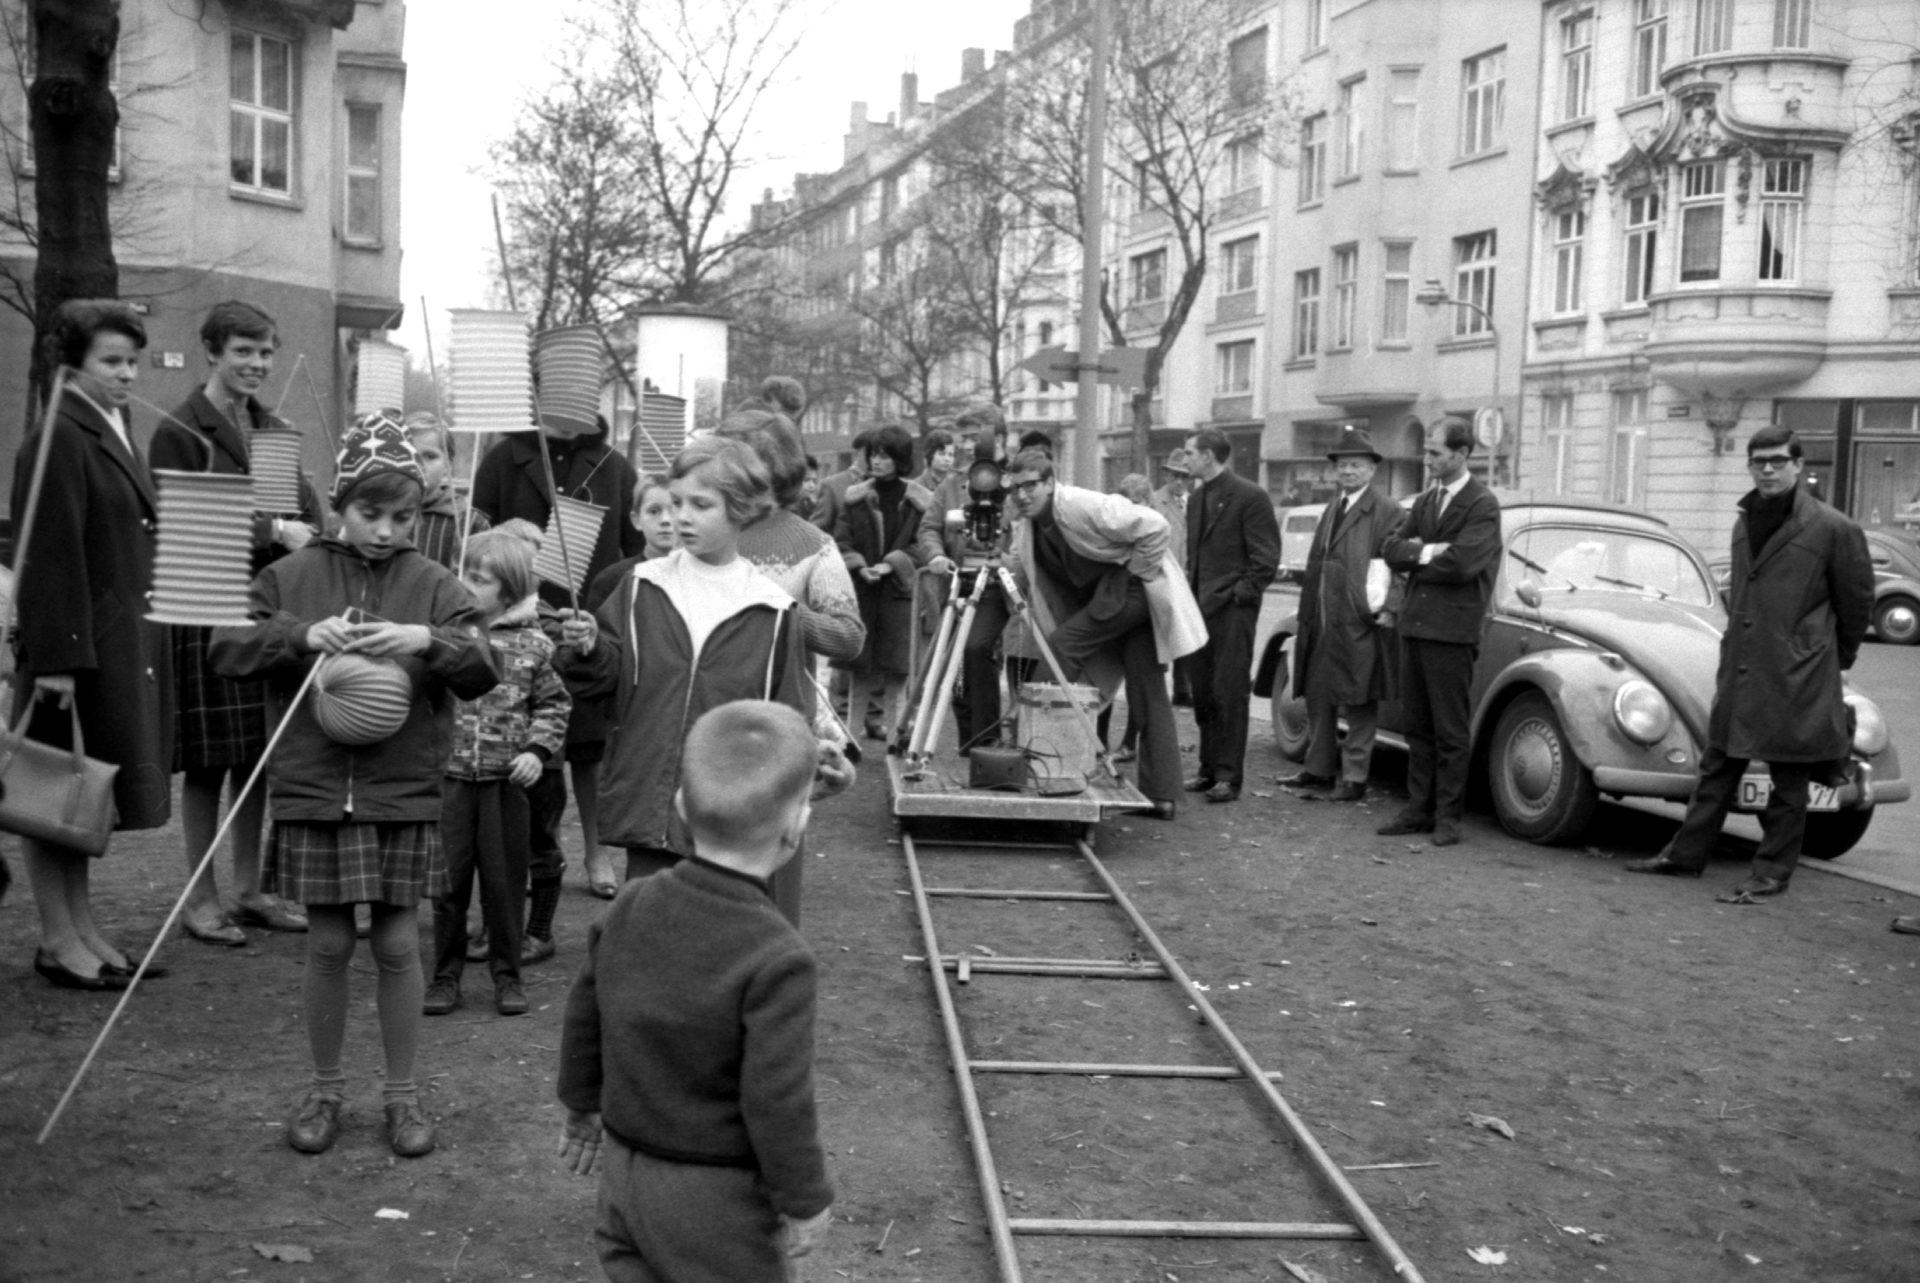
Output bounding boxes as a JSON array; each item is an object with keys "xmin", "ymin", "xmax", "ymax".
[
  {"xmin": 310, "ymin": 653, "xmax": 414, "ymax": 746},
  {"xmin": 356, "ymin": 338, "xmax": 408, "ymax": 418},
  {"xmin": 448, "ymin": 308, "xmax": 534, "ymax": 434},
  {"xmin": 146, "ymin": 471, "xmax": 256, "ymax": 627},
  {"xmin": 534, "ymin": 494, "xmax": 608, "ymax": 594},
  {"xmin": 535, "ymin": 326, "xmax": 603, "ymax": 437},
  {"xmin": 249, "ymin": 431, "xmax": 306, "ymax": 514}
]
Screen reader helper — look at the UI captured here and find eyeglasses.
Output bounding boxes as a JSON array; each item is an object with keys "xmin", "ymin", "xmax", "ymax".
[
  {"xmin": 1747, "ymin": 455, "xmax": 1798, "ymax": 473},
  {"xmin": 1009, "ymin": 479, "xmax": 1047, "ymax": 497}
]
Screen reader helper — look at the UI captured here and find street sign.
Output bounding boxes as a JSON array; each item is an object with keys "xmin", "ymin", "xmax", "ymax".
[
  {"xmin": 1016, "ymin": 345, "xmax": 1150, "ymax": 390},
  {"xmin": 1018, "ymin": 344, "xmax": 1081, "ymax": 385}
]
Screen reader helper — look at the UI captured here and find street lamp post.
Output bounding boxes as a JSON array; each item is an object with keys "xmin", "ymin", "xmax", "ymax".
[{"xmin": 1415, "ymin": 277, "xmax": 1510, "ymax": 486}]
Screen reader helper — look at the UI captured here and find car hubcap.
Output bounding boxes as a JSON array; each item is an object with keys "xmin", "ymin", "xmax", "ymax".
[
  {"xmin": 1882, "ymin": 603, "xmax": 1918, "ymax": 643},
  {"xmin": 1506, "ymin": 718, "xmax": 1562, "ymax": 817}
]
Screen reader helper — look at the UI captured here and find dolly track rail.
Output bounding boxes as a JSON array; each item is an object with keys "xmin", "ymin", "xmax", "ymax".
[{"xmin": 900, "ymin": 831, "xmax": 1427, "ymax": 1283}]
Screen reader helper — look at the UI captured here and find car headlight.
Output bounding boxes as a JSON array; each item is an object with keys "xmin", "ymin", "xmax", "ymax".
[
  {"xmin": 1613, "ymin": 680, "xmax": 1673, "ymax": 746},
  {"xmin": 1846, "ymin": 694, "xmax": 1889, "ymax": 756}
]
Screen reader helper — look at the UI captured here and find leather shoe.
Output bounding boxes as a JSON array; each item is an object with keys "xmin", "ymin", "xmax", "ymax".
[
  {"xmin": 1376, "ymin": 813, "xmax": 1434, "ymax": 836},
  {"xmin": 495, "ymin": 979, "xmax": 530, "ymax": 1016},
  {"xmin": 98, "ymin": 957, "xmax": 168, "ymax": 981},
  {"xmin": 287, "ymin": 1091, "xmax": 342, "ymax": 1155},
  {"xmin": 384, "ymin": 1100, "xmax": 436, "ymax": 1158},
  {"xmin": 34, "ymin": 948, "xmax": 124, "ymax": 991},
  {"xmin": 1890, "ymin": 916, "xmax": 1920, "ymax": 936},
  {"xmin": 1431, "ymin": 820, "xmax": 1462, "ymax": 847},
  {"xmin": 1182, "ymin": 775, "xmax": 1216, "ymax": 793},
  {"xmin": 521, "ymin": 933, "xmax": 556, "ymax": 965},
  {"xmin": 423, "ymin": 979, "xmax": 461, "ymax": 1016},
  {"xmin": 1327, "ymin": 781, "xmax": 1367, "ymax": 803},
  {"xmin": 1203, "ymin": 781, "xmax": 1240, "ymax": 803},
  {"xmin": 1623, "ymin": 853, "xmax": 1703, "ymax": 878},
  {"xmin": 1716, "ymin": 876, "xmax": 1788, "ymax": 904},
  {"xmin": 1142, "ymin": 800, "xmax": 1177, "ymax": 821},
  {"xmin": 1277, "ymin": 771, "xmax": 1335, "ymax": 789}
]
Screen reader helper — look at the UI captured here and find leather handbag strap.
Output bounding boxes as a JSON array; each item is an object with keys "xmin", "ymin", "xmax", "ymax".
[{"xmin": 1, "ymin": 686, "xmax": 89, "ymax": 778}]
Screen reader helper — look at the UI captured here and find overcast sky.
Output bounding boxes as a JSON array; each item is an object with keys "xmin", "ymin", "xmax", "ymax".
[{"xmin": 396, "ymin": 0, "xmax": 1032, "ymax": 362}]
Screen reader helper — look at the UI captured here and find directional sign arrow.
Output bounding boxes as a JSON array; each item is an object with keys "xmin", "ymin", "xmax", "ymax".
[
  {"xmin": 1018, "ymin": 343, "xmax": 1081, "ymax": 385},
  {"xmin": 1092, "ymin": 347, "xmax": 1149, "ymax": 390}
]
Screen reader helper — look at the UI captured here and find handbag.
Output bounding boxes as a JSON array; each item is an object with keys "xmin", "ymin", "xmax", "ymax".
[{"xmin": 0, "ymin": 686, "xmax": 120, "ymax": 857}]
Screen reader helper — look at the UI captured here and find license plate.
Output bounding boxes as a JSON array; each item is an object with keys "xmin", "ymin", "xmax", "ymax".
[{"xmin": 1737, "ymin": 777, "xmax": 1840, "ymax": 812}]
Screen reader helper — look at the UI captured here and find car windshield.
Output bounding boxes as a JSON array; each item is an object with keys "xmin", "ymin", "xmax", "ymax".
[{"xmin": 1504, "ymin": 523, "xmax": 1716, "ymax": 607}]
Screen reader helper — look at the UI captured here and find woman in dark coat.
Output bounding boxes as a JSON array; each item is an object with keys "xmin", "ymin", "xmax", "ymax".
[
  {"xmin": 10, "ymin": 299, "xmax": 175, "ymax": 989},
  {"xmin": 833, "ymin": 424, "xmax": 926, "ymax": 740}
]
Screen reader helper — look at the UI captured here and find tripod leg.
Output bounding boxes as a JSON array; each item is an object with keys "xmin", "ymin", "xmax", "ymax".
[
  {"xmin": 901, "ymin": 572, "xmax": 961, "ymax": 756},
  {"xmin": 915, "ymin": 571, "xmax": 990, "ymax": 760},
  {"xmin": 995, "ymin": 566, "xmax": 1120, "ymax": 782}
]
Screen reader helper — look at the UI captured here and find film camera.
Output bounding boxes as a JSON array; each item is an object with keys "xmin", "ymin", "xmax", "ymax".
[{"xmin": 945, "ymin": 458, "xmax": 1007, "ymax": 573}]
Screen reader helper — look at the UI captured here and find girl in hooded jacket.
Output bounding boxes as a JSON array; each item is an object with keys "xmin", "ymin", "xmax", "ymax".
[{"xmin": 210, "ymin": 414, "xmax": 498, "ymax": 1161}]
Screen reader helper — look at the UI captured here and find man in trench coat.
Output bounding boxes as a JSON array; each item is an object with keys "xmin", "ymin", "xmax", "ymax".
[
  {"xmin": 1281, "ymin": 427, "xmax": 1405, "ymax": 803},
  {"xmin": 1627, "ymin": 425, "xmax": 1873, "ymax": 902}
]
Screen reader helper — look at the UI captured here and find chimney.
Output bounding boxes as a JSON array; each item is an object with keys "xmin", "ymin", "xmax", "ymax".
[
  {"xmin": 849, "ymin": 100, "xmax": 867, "ymax": 132},
  {"xmin": 961, "ymin": 47, "xmax": 985, "ymax": 81},
  {"xmin": 900, "ymin": 71, "xmax": 919, "ymax": 121}
]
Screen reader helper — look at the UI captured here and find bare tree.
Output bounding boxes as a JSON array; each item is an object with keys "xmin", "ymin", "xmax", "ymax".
[{"xmin": 840, "ymin": 230, "xmax": 983, "ymax": 433}]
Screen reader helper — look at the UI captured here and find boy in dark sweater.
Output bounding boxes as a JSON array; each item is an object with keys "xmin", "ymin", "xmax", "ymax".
[{"xmin": 556, "ymin": 701, "xmax": 832, "ymax": 1281}]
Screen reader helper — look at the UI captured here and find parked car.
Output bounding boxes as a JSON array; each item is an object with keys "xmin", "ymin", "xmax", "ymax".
[
  {"xmin": 1708, "ymin": 525, "xmax": 1920, "ymax": 646},
  {"xmin": 1252, "ymin": 495, "xmax": 1909, "ymax": 856},
  {"xmin": 1276, "ymin": 503, "xmax": 1324, "ymax": 581}
]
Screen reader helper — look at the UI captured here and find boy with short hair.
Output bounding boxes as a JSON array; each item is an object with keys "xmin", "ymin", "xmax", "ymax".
[{"xmin": 556, "ymin": 700, "xmax": 832, "ymax": 1282}]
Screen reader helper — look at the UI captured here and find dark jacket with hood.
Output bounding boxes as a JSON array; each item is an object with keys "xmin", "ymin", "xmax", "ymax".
[{"xmin": 209, "ymin": 537, "xmax": 500, "ymax": 821}]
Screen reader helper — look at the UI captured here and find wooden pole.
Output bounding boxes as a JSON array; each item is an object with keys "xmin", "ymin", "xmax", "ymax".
[{"xmin": 1070, "ymin": 0, "xmax": 1110, "ymax": 491}]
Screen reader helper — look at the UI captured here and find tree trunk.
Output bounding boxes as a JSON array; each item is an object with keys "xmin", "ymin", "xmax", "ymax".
[{"xmin": 27, "ymin": 0, "xmax": 120, "ymax": 415}]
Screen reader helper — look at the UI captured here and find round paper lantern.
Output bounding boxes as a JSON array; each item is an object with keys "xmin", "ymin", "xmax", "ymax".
[
  {"xmin": 535, "ymin": 325, "xmax": 602, "ymax": 436},
  {"xmin": 449, "ymin": 308, "xmax": 534, "ymax": 434},
  {"xmin": 356, "ymin": 338, "xmax": 408, "ymax": 418},
  {"xmin": 310, "ymin": 653, "xmax": 414, "ymax": 746},
  {"xmin": 147, "ymin": 470, "xmax": 255, "ymax": 627},
  {"xmin": 249, "ymin": 431, "xmax": 306, "ymax": 514}
]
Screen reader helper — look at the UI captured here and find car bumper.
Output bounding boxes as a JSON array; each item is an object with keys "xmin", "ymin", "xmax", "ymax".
[{"xmin": 1592, "ymin": 763, "xmax": 1911, "ymax": 810}]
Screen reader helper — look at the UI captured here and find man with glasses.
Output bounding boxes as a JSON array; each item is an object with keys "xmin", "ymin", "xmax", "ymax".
[
  {"xmin": 1627, "ymin": 426, "xmax": 1872, "ymax": 903},
  {"xmin": 1005, "ymin": 448, "xmax": 1207, "ymax": 819},
  {"xmin": 1376, "ymin": 417, "xmax": 1502, "ymax": 846}
]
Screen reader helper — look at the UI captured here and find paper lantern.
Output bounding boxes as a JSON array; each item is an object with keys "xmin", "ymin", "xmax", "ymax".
[
  {"xmin": 146, "ymin": 471, "xmax": 256, "ymax": 627},
  {"xmin": 249, "ymin": 431, "xmax": 305, "ymax": 514},
  {"xmin": 310, "ymin": 653, "xmax": 414, "ymax": 746},
  {"xmin": 448, "ymin": 308, "xmax": 534, "ymax": 434},
  {"xmin": 535, "ymin": 326, "xmax": 603, "ymax": 437},
  {"xmin": 356, "ymin": 338, "xmax": 408, "ymax": 419},
  {"xmin": 534, "ymin": 495, "xmax": 607, "ymax": 594}
]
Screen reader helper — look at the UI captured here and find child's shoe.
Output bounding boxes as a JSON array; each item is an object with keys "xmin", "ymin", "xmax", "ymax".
[
  {"xmin": 521, "ymin": 933, "xmax": 556, "ymax": 965},
  {"xmin": 422, "ymin": 979, "xmax": 461, "ymax": 1015},
  {"xmin": 383, "ymin": 1100, "xmax": 435, "ymax": 1158},
  {"xmin": 495, "ymin": 979, "xmax": 529, "ymax": 1016},
  {"xmin": 286, "ymin": 1089, "xmax": 342, "ymax": 1154}
]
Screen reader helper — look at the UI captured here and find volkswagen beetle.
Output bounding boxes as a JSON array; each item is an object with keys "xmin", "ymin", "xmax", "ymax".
[{"xmin": 1252, "ymin": 496, "xmax": 1909, "ymax": 856}]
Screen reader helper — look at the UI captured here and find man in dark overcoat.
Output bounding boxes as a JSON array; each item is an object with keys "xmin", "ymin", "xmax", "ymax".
[
  {"xmin": 1182, "ymin": 429, "xmax": 1280, "ymax": 803},
  {"xmin": 1376, "ymin": 416, "xmax": 1502, "ymax": 846},
  {"xmin": 1627, "ymin": 425, "xmax": 1873, "ymax": 902},
  {"xmin": 1281, "ymin": 427, "xmax": 1405, "ymax": 803}
]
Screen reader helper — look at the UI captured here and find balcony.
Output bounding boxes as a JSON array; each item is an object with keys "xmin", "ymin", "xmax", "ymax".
[
  {"xmin": 1643, "ymin": 286, "xmax": 1830, "ymax": 397},
  {"xmin": 1213, "ymin": 291, "xmax": 1260, "ymax": 325},
  {"xmin": 1211, "ymin": 395, "xmax": 1255, "ymax": 424},
  {"xmin": 1312, "ymin": 347, "xmax": 1419, "ymax": 410}
]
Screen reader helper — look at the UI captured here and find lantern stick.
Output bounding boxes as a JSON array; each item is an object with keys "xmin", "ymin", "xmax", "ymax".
[
  {"xmin": 37, "ymin": 659, "xmax": 326, "ymax": 1145},
  {"xmin": 534, "ymin": 430, "xmax": 581, "ymax": 615},
  {"xmin": 301, "ymin": 359, "xmax": 338, "ymax": 451},
  {"xmin": 273, "ymin": 352, "xmax": 307, "ymax": 416},
  {"xmin": 6, "ymin": 368, "xmax": 71, "ymax": 664},
  {"xmin": 419, "ymin": 296, "xmax": 446, "ymax": 420}
]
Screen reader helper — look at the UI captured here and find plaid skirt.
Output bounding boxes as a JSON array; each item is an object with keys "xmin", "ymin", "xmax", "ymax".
[
  {"xmin": 172, "ymin": 625, "xmax": 270, "ymax": 771},
  {"xmin": 265, "ymin": 821, "xmax": 446, "ymax": 907}
]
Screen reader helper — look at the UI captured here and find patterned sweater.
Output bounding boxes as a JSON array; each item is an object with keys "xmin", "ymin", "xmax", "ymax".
[
  {"xmin": 444, "ymin": 596, "xmax": 570, "ymax": 780},
  {"xmin": 738, "ymin": 507, "xmax": 865, "ymax": 663}
]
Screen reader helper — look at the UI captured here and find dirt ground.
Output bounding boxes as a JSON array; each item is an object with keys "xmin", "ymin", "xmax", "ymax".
[{"xmin": 2, "ymin": 717, "xmax": 1917, "ymax": 1283}]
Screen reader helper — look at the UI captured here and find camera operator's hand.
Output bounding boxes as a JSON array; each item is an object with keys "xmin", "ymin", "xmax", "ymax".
[{"xmin": 928, "ymin": 555, "xmax": 957, "ymax": 576}]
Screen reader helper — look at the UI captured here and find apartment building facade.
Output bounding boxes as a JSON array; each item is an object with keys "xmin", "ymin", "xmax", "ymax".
[{"xmin": 0, "ymin": 0, "xmax": 407, "ymax": 506}]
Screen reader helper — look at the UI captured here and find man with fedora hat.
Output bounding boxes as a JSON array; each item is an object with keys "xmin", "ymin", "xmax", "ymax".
[
  {"xmin": 1376, "ymin": 416, "xmax": 1502, "ymax": 846},
  {"xmin": 1182, "ymin": 428, "xmax": 1281, "ymax": 803},
  {"xmin": 1279, "ymin": 426, "xmax": 1406, "ymax": 802}
]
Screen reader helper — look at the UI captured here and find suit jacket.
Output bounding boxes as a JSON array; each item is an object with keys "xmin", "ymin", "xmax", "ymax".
[
  {"xmin": 1381, "ymin": 477, "xmax": 1501, "ymax": 644},
  {"xmin": 1185, "ymin": 468, "xmax": 1279, "ymax": 616},
  {"xmin": 1709, "ymin": 483, "xmax": 1873, "ymax": 761},
  {"xmin": 149, "ymin": 388, "xmax": 323, "ymax": 575},
  {"xmin": 1293, "ymin": 485, "xmax": 1405, "ymax": 703}
]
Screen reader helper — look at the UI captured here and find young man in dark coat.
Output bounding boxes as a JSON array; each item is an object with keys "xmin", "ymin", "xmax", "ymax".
[
  {"xmin": 1627, "ymin": 425, "xmax": 1873, "ymax": 902},
  {"xmin": 1282, "ymin": 427, "xmax": 1405, "ymax": 803},
  {"xmin": 1376, "ymin": 416, "xmax": 1502, "ymax": 846}
]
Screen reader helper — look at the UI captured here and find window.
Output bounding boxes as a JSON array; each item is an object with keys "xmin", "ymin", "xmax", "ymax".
[
  {"xmin": 1610, "ymin": 388, "xmax": 1651, "ymax": 506},
  {"xmin": 1460, "ymin": 49, "xmax": 1505, "ymax": 157},
  {"xmin": 1380, "ymin": 240, "xmax": 1413, "ymax": 343},
  {"xmin": 1550, "ymin": 209, "xmax": 1586, "ymax": 313},
  {"xmin": 344, "ymin": 104, "xmax": 380, "ymax": 242},
  {"xmin": 1129, "ymin": 248, "xmax": 1166, "ymax": 303},
  {"xmin": 1757, "ymin": 159, "xmax": 1805, "ymax": 282},
  {"xmin": 879, "ymin": 238, "xmax": 899, "ymax": 282},
  {"xmin": 1451, "ymin": 232, "xmax": 1496, "ymax": 336},
  {"xmin": 1336, "ymin": 77, "xmax": 1365, "ymax": 180},
  {"xmin": 1298, "ymin": 114, "xmax": 1327, "ymax": 205},
  {"xmin": 1229, "ymin": 28, "xmax": 1267, "ymax": 106},
  {"xmin": 1216, "ymin": 340, "xmax": 1254, "ymax": 395},
  {"xmin": 1678, "ymin": 160, "xmax": 1724, "ymax": 282},
  {"xmin": 1631, "ymin": 0, "xmax": 1669, "ymax": 98},
  {"xmin": 1622, "ymin": 191, "xmax": 1660, "ymax": 304},
  {"xmin": 1225, "ymin": 133, "xmax": 1262, "ymax": 196},
  {"xmin": 881, "ymin": 173, "xmax": 901, "ymax": 220},
  {"xmin": 1305, "ymin": 0, "xmax": 1327, "ymax": 49},
  {"xmin": 1220, "ymin": 236, "xmax": 1259, "ymax": 296},
  {"xmin": 1293, "ymin": 269, "xmax": 1321, "ymax": 359},
  {"xmin": 1543, "ymin": 393, "xmax": 1575, "ymax": 493},
  {"xmin": 1385, "ymin": 69, "xmax": 1420, "ymax": 171},
  {"xmin": 1560, "ymin": 11, "xmax": 1594, "ymax": 121},
  {"xmin": 1134, "ymin": 160, "xmax": 1157, "ymax": 212},
  {"xmin": 1772, "ymin": 0, "xmax": 1811, "ymax": 48},
  {"xmin": 1331, "ymin": 244, "xmax": 1358, "ymax": 348},
  {"xmin": 231, "ymin": 30, "xmax": 294, "ymax": 195},
  {"xmin": 1693, "ymin": 0, "xmax": 1733, "ymax": 55}
]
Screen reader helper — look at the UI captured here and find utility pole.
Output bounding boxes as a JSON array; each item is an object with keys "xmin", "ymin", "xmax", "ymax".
[{"xmin": 1069, "ymin": 0, "xmax": 1109, "ymax": 490}]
